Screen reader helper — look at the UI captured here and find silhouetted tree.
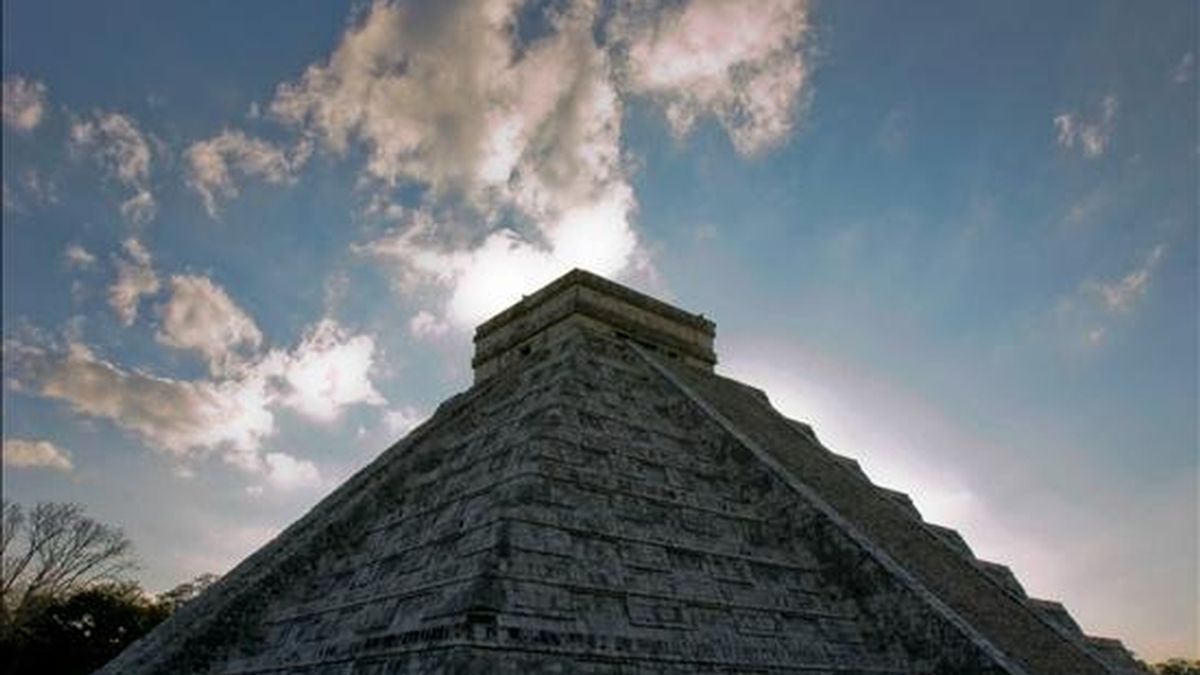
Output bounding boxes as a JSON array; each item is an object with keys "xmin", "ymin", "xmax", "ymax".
[
  {"xmin": 1, "ymin": 501, "xmax": 136, "ymax": 631},
  {"xmin": 7, "ymin": 581, "xmax": 169, "ymax": 675},
  {"xmin": 156, "ymin": 571, "xmax": 220, "ymax": 612},
  {"xmin": 1149, "ymin": 659, "xmax": 1200, "ymax": 675},
  {"xmin": 0, "ymin": 501, "xmax": 225, "ymax": 673}
]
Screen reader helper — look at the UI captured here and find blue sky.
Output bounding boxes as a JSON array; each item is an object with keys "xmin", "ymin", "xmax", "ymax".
[{"xmin": 2, "ymin": 0, "xmax": 1195, "ymax": 661}]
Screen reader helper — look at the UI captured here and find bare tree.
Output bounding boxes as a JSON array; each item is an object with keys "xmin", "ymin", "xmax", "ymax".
[{"xmin": 1, "ymin": 501, "xmax": 136, "ymax": 626}]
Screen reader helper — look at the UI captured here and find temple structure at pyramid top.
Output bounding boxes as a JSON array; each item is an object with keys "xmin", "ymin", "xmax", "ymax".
[
  {"xmin": 473, "ymin": 269, "xmax": 717, "ymax": 382},
  {"xmin": 100, "ymin": 269, "xmax": 1146, "ymax": 675}
]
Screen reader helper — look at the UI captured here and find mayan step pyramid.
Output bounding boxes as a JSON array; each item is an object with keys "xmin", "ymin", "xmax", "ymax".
[{"xmin": 100, "ymin": 270, "xmax": 1145, "ymax": 675}]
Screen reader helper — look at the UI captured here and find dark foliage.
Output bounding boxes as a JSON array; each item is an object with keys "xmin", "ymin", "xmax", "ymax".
[
  {"xmin": 1, "ymin": 501, "xmax": 136, "ymax": 626},
  {"xmin": 0, "ymin": 582, "xmax": 169, "ymax": 675},
  {"xmin": 1149, "ymin": 660, "xmax": 1200, "ymax": 675},
  {"xmin": 156, "ymin": 572, "xmax": 219, "ymax": 613},
  {"xmin": 1, "ymin": 501, "xmax": 220, "ymax": 674}
]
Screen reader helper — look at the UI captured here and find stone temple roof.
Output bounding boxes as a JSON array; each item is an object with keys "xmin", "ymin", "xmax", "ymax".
[
  {"xmin": 472, "ymin": 269, "xmax": 716, "ymax": 382},
  {"xmin": 99, "ymin": 269, "xmax": 1145, "ymax": 674}
]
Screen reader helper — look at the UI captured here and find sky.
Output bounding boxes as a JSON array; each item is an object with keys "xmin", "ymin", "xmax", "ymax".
[{"xmin": 1, "ymin": 0, "xmax": 1195, "ymax": 662}]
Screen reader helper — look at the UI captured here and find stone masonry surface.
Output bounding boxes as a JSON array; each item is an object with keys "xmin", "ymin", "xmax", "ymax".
[{"xmin": 98, "ymin": 270, "xmax": 1144, "ymax": 675}]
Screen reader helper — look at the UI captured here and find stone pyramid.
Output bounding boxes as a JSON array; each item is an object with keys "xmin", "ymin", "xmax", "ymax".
[{"xmin": 100, "ymin": 270, "xmax": 1145, "ymax": 675}]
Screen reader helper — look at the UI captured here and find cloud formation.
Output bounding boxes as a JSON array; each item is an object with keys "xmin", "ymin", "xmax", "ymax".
[
  {"xmin": 2, "ymin": 438, "xmax": 73, "ymax": 471},
  {"xmin": 63, "ymin": 243, "xmax": 98, "ymax": 270},
  {"xmin": 8, "ymin": 243, "xmax": 383, "ymax": 488},
  {"xmin": 1, "ymin": 76, "xmax": 48, "ymax": 132},
  {"xmin": 1055, "ymin": 243, "xmax": 1168, "ymax": 348},
  {"xmin": 620, "ymin": 0, "xmax": 812, "ymax": 155},
  {"xmin": 184, "ymin": 130, "xmax": 311, "ymax": 217},
  {"xmin": 408, "ymin": 310, "xmax": 451, "ymax": 340},
  {"xmin": 261, "ymin": 451, "xmax": 322, "ymax": 491},
  {"xmin": 3, "ymin": 0, "xmax": 818, "ymax": 484},
  {"xmin": 6, "ymin": 315, "xmax": 382, "ymax": 483},
  {"xmin": 1087, "ymin": 244, "xmax": 1165, "ymax": 314},
  {"xmin": 383, "ymin": 405, "xmax": 426, "ymax": 436},
  {"xmin": 274, "ymin": 0, "xmax": 809, "ymax": 332},
  {"xmin": 1054, "ymin": 95, "xmax": 1118, "ymax": 159},
  {"xmin": 259, "ymin": 319, "xmax": 385, "ymax": 423},
  {"xmin": 108, "ymin": 238, "xmax": 160, "ymax": 325},
  {"xmin": 363, "ymin": 197, "xmax": 638, "ymax": 329},
  {"xmin": 69, "ymin": 111, "xmax": 157, "ymax": 224},
  {"xmin": 273, "ymin": 1, "xmax": 550, "ymax": 197},
  {"xmin": 157, "ymin": 275, "xmax": 264, "ymax": 375},
  {"xmin": 282, "ymin": 0, "xmax": 638, "ymax": 327},
  {"xmin": 6, "ymin": 340, "xmax": 275, "ymax": 460},
  {"xmin": 3, "ymin": 170, "xmax": 58, "ymax": 213},
  {"xmin": 1172, "ymin": 52, "xmax": 1194, "ymax": 84}
]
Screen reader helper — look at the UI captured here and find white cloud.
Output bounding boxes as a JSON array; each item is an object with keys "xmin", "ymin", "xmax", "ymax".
[
  {"xmin": 261, "ymin": 452, "xmax": 322, "ymax": 490},
  {"xmin": 620, "ymin": 0, "xmax": 812, "ymax": 155},
  {"xmin": 1054, "ymin": 95, "xmax": 1118, "ymax": 159},
  {"xmin": 408, "ymin": 310, "xmax": 451, "ymax": 339},
  {"xmin": 156, "ymin": 275, "xmax": 263, "ymax": 375},
  {"xmin": 260, "ymin": 319, "xmax": 385, "ymax": 423},
  {"xmin": 119, "ymin": 190, "xmax": 157, "ymax": 225},
  {"xmin": 274, "ymin": 1, "xmax": 815, "ymax": 330},
  {"xmin": 1052, "ymin": 115, "xmax": 1076, "ymax": 148},
  {"xmin": 108, "ymin": 238, "xmax": 160, "ymax": 325},
  {"xmin": 12, "ymin": 318, "xmax": 385, "ymax": 452},
  {"xmin": 69, "ymin": 111, "xmax": 157, "ymax": 224},
  {"xmin": 1172, "ymin": 52, "xmax": 1194, "ymax": 84},
  {"xmin": 63, "ymin": 243, "xmax": 98, "ymax": 270},
  {"xmin": 383, "ymin": 405, "xmax": 426, "ymax": 436},
  {"xmin": 20, "ymin": 169, "xmax": 58, "ymax": 205},
  {"xmin": 272, "ymin": 0, "xmax": 638, "ymax": 210},
  {"xmin": 1051, "ymin": 244, "xmax": 1168, "ymax": 350},
  {"xmin": 1087, "ymin": 244, "xmax": 1165, "ymax": 314},
  {"xmin": 270, "ymin": 1, "xmax": 515, "ymax": 194},
  {"xmin": 2, "ymin": 76, "xmax": 48, "ymax": 132},
  {"xmin": 184, "ymin": 129, "xmax": 310, "ymax": 217},
  {"xmin": 2, "ymin": 439, "xmax": 73, "ymax": 471},
  {"xmin": 275, "ymin": 1, "xmax": 649, "ymax": 327},
  {"xmin": 363, "ymin": 204, "xmax": 635, "ymax": 329},
  {"xmin": 5, "ymin": 340, "xmax": 276, "ymax": 459},
  {"xmin": 6, "ymin": 315, "xmax": 383, "ymax": 486},
  {"xmin": 3, "ymin": 170, "xmax": 58, "ymax": 213}
]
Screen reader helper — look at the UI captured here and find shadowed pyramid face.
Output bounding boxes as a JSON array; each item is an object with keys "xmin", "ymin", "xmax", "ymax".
[{"xmin": 98, "ymin": 272, "xmax": 1140, "ymax": 675}]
